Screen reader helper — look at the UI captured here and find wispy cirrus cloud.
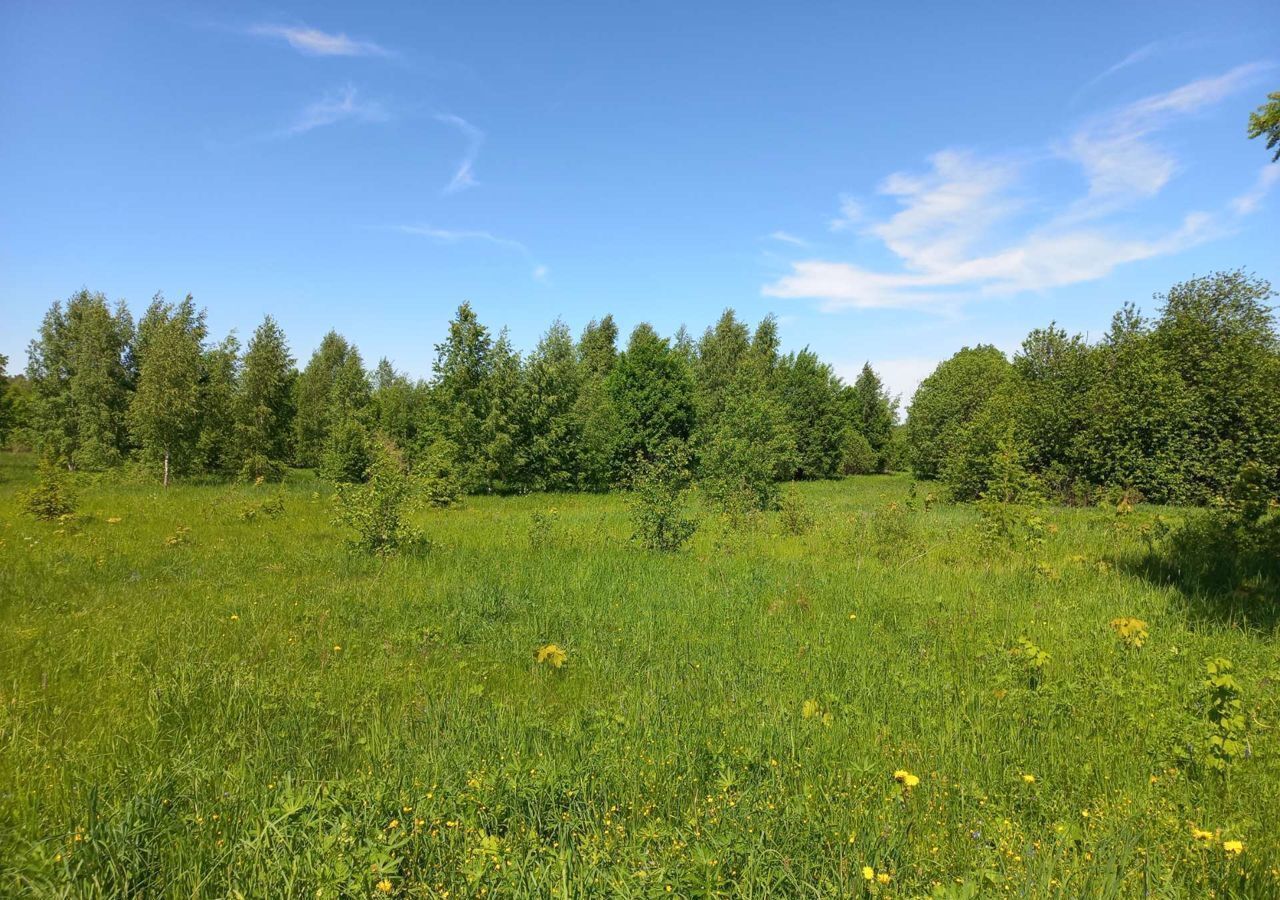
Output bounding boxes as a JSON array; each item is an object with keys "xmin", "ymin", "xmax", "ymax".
[
  {"xmin": 281, "ymin": 84, "xmax": 388, "ymax": 137},
  {"xmin": 396, "ymin": 225, "xmax": 547, "ymax": 281},
  {"xmin": 436, "ymin": 114, "xmax": 484, "ymax": 193},
  {"xmin": 249, "ymin": 23, "xmax": 390, "ymax": 57},
  {"xmin": 764, "ymin": 64, "xmax": 1274, "ymax": 312},
  {"xmin": 768, "ymin": 231, "xmax": 808, "ymax": 247}
]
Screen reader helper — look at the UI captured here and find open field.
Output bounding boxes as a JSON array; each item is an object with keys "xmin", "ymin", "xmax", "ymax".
[{"xmin": 1, "ymin": 453, "xmax": 1278, "ymax": 898}]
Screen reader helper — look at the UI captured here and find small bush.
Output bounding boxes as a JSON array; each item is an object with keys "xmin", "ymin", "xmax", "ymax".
[
  {"xmin": 239, "ymin": 493, "xmax": 285, "ymax": 522},
  {"xmin": 628, "ymin": 447, "xmax": 698, "ymax": 552},
  {"xmin": 319, "ymin": 419, "xmax": 372, "ymax": 484},
  {"xmin": 21, "ymin": 464, "xmax": 77, "ymax": 520},
  {"xmin": 239, "ymin": 454, "xmax": 287, "ymax": 483},
  {"xmin": 415, "ymin": 438, "xmax": 462, "ymax": 508},
  {"xmin": 777, "ymin": 488, "xmax": 815, "ymax": 535},
  {"xmin": 334, "ymin": 437, "xmax": 425, "ymax": 556}
]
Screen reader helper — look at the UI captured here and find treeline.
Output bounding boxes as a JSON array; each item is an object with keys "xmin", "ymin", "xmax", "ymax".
[
  {"xmin": 0, "ymin": 294, "xmax": 899, "ymax": 499},
  {"xmin": 905, "ymin": 270, "xmax": 1280, "ymax": 505}
]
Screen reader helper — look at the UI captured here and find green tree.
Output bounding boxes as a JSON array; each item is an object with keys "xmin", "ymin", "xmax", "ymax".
[
  {"xmin": 777, "ymin": 349, "xmax": 845, "ymax": 479},
  {"xmin": 128, "ymin": 294, "xmax": 208, "ymax": 486},
  {"xmin": 482, "ymin": 329, "xmax": 523, "ymax": 492},
  {"xmin": 1247, "ymin": 91, "xmax": 1280, "ymax": 162},
  {"xmin": 1150, "ymin": 270, "xmax": 1279, "ymax": 501},
  {"xmin": 607, "ymin": 324, "xmax": 696, "ymax": 469},
  {"xmin": 196, "ymin": 335, "xmax": 240, "ymax": 475},
  {"xmin": 370, "ymin": 359, "xmax": 423, "ymax": 452},
  {"xmin": 431, "ymin": 303, "xmax": 493, "ymax": 493},
  {"xmin": 519, "ymin": 320, "xmax": 584, "ymax": 491},
  {"xmin": 905, "ymin": 345, "xmax": 1012, "ymax": 481},
  {"xmin": 26, "ymin": 290, "xmax": 135, "ymax": 470},
  {"xmin": 0, "ymin": 354, "xmax": 12, "ymax": 448},
  {"xmin": 699, "ymin": 357, "xmax": 796, "ymax": 511},
  {"xmin": 694, "ymin": 309, "xmax": 752, "ymax": 433},
  {"xmin": 575, "ymin": 316, "xmax": 622, "ymax": 490},
  {"xmin": 847, "ymin": 363, "xmax": 898, "ymax": 472},
  {"xmin": 294, "ymin": 332, "xmax": 370, "ymax": 468},
  {"xmin": 236, "ymin": 316, "xmax": 296, "ymax": 480}
]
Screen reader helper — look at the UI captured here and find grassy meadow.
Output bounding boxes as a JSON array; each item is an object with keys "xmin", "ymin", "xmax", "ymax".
[{"xmin": 1, "ymin": 452, "xmax": 1278, "ymax": 898}]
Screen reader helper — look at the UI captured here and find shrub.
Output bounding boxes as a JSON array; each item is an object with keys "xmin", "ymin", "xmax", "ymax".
[
  {"xmin": 1158, "ymin": 463, "xmax": 1279, "ymax": 600},
  {"xmin": 777, "ymin": 488, "xmax": 815, "ymax": 535},
  {"xmin": 21, "ymin": 464, "xmax": 76, "ymax": 520},
  {"xmin": 334, "ymin": 437, "xmax": 425, "ymax": 556},
  {"xmin": 628, "ymin": 447, "xmax": 698, "ymax": 552},
  {"xmin": 239, "ymin": 453, "xmax": 287, "ymax": 483},
  {"xmin": 239, "ymin": 493, "xmax": 285, "ymax": 522},
  {"xmin": 840, "ymin": 430, "xmax": 878, "ymax": 476},
  {"xmin": 320, "ymin": 419, "xmax": 372, "ymax": 484},
  {"xmin": 415, "ymin": 438, "xmax": 462, "ymax": 508}
]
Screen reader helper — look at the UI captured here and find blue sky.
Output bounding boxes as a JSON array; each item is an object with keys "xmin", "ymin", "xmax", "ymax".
[{"xmin": 2, "ymin": 1, "xmax": 1277, "ymax": 401}]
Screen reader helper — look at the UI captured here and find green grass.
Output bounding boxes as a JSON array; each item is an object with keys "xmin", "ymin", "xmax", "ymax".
[{"xmin": 1, "ymin": 453, "xmax": 1278, "ymax": 898}]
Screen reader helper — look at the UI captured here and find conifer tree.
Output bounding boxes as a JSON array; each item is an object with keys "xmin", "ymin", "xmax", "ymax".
[
  {"xmin": 235, "ymin": 316, "xmax": 296, "ymax": 479},
  {"xmin": 196, "ymin": 334, "xmax": 240, "ymax": 474},
  {"xmin": 431, "ymin": 303, "xmax": 494, "ymax": 492},
  {"xmin": 848, "ymin": 363, "xmax": 898, "ymax": 472}
]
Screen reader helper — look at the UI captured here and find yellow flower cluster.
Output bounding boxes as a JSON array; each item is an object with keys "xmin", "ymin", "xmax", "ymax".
[
  {"xmin": 862, "ymin": 865, "xmax": 891, "ymax": 884},
  {"xmin": 1109, "ymin": 617, "xmax": 1149, "ymax": 649},
  {"xmin": 536, "ymin": 644, "xmax": 567, "ymax": 668},
  {"xmin": 893, "ymin": 769, "xmax": 920, "ymax": 789}
]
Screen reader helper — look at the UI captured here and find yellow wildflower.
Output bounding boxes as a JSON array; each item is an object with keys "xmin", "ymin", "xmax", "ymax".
[
  {"xmin": 333, "ymin": 644, "xmax": 342, "ymax": 652},
  {"xmin": 1191, "ymin": 827, "xmax": 1214, "ymax": 842},
  {"xmin": 893, "ymin": 769, "xmax": 920, "ymax": 789},
  {"xmin": 877, "ymin": 872, "xmax": 891, "ymax": 884},
  {"xmin": 229, "ymin": 614, "xmax": 239, "ymax": 621},
  {"xmin": 376, "ymin": 879, "xmax": 393, "ymax": 894},
  {"xmin": 801, "ymin": 699, "xmax": 820, "ymax": 719},
  {"xmin": 106, "ymin": 517, "xmax": 122, "ymax": 524},
  {"xmin": 1223, "ymin": 840, "xmax": 1243, "ymax": 855},
  {"xmin": 1021, "ymin": 773, "xmax": 1036, "ymax": 784},
  {"xmin": 535, "ymin": 644, "xmax": 567, "ymax": 668},
  {"xmin": 862, "ymin": 866, "xmax": 875, "ymax": 881}
]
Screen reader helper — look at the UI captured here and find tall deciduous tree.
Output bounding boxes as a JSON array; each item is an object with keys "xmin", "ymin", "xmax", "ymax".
[
  {"xmin": 26, "ymin": 290, "xmax": 134, "ymax": 470},
  {"xmin": 905, "ymin": 345, "xmax": 1012, "ymax": 481},
  {"xmin": 128, "ymin": 294, "xmax": 207, "ymax": 485},
  {"xmin": 236, "ymin": 316, "xmax": 296, "ymax": 479}
]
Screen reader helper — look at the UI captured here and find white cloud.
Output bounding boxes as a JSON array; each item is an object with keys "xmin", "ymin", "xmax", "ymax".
[
  {"xmin": 768, "ymin": 230, "xmax": 808, "ymax": 246},
  {"xmin": 283, "ymin": 85, "xmax": 387, "ymax": 137},
  {"xmin": 250, "ymin": 24, "xmax": 390, "ymax": 57},
  {"xmin": 828, "ymin": 195, "xmax": 865, "ymax": 232},
  {"xmin": 1059, "ymin": 63, "xmax": 1271, "ymax": 221},
  {"xmin": 396, "ymin": 225, "xmax": 547, "ymax": 281},
  {"xmin": 764, "ymin": 65, "xmax": 1271, "ymax": 312},
  {"xmin": 436, "ymin": 114, "xmax": 484, "ymax": 193},
  {"xmin": 1231, "ymin": 165, "xmax": 1280, "ymax": 215}
]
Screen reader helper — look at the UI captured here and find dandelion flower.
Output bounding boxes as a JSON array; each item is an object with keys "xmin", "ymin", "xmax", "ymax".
[
  {"xmin": 1191, "ymin": 827, "xmax": 1214, "ymax": 842},
  {"xmin": 376, "ymin": 879, "xmax": 393, "ymax": 894},
  {"xmin": 801, "ymin": 699, "xmax": 820, "ymax": 719},
  {"xmin": 877, "ymin": 872, "xmax": 891, "ymax": 884},
  {"xmin": 106, "ymin": 517, "xmax": 122, "ymax": 525},
  {"xmin": 229, "ymin": 614, "xmax": 239, "ymax": 621},
  {"xmin": 333, "ymin": 644, "xmax": 342, "ymax": 652},
  {"xmin": 1223, "ymin": 840, "xmax": 1243, "ymax": 855},
  {"xmin": 861, "ymin": 866, "xmax": 875, "ymax": 881},
  {"xmin": 1021, "ymin": 773, "xmax": 1036, "ymax": 784},
  {"xmin": 893, "ymin": 769, "xmax": 920, "ymax": 788},
  {"xmin": 535, "ymin": 644, "xmax": 567, "ymax": 668}
]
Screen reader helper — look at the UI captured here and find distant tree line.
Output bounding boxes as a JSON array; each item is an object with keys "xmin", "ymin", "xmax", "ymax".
[
  {"xmin": 905, "ymin": 270, "xmax": 1280, "ymax": 505},
  {"xmin": 2, "ymin": 297, "xmax": 899, "ymax": 501}
]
